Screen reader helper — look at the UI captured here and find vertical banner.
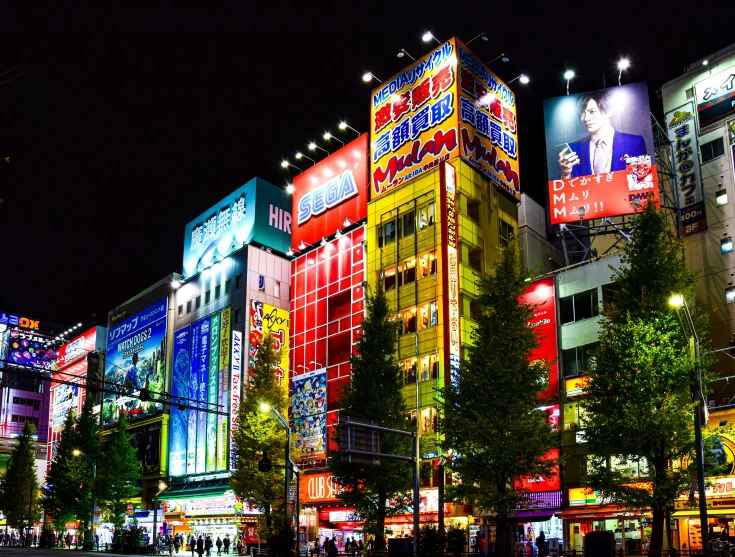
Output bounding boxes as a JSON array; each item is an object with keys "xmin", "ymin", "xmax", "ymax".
[
  {"xmin": 170, "ymin": 326, "xmax": 191, "ymax": 477},
  {"xmin": 441, "ymin": 162, "xmax": 461, "ymax": 386},
  {"xmin": 292, "ymin": 369, "xmax": 328, "ymax": 462},
  {"xmin": 206, "ymin": 313, "xmax": 221, "ymax": 472},
  {"xmin": 249, "ymin": 301, "xmax": 290, "ymax": 383},
  {"xmin": 197, "ymin": 317, "xmax": 210, "ymax": 473},
  {"xmin": 230, "ymin": 330, "xmax": 243, "ymax": 470},
  {"xmin": 520, "ymin": 277, "xmax": 558, "ymax": 401},
  {"xmin": 217, "ymin": 308, "xmax": 231, "ymax": 470},
  {"xmin": 666, "ymin": 102, "xmax": 706, "ymax": 236},
  {"xmin": 187, "ymin": 321, "xmax": 201, "ymax": 475}
]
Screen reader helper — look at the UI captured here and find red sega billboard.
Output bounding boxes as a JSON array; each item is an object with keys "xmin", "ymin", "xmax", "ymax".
[
  {"xmin": 520, "ymin": 276, "xmax": 558, "ymax": 402},
  {"xmin": 292, "ymin": 134, "xmax": 368, "ymax": 249}
]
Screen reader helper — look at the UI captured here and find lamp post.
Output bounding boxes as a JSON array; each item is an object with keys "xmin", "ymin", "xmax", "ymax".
[
  {"xmin": 669, "ymin": 294, "xmax": 709, "ymax": 556},
  {"xmin": 152, "ymin": 480, "xmax": 168, "ymax": 553},
  {"xmin": 73, "ymin": 449, "xmax": 96, "ymax": 550}
]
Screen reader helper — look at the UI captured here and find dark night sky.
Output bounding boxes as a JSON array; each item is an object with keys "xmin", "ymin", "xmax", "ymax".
[{"xmin": 1, "ymin": 2, "xmax": 734, "ymax": 326}]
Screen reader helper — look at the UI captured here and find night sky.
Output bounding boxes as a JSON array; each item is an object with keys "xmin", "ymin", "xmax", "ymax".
[{"xmin": 1, "ymin": 2, "xmax": 734, "ymax": 326}]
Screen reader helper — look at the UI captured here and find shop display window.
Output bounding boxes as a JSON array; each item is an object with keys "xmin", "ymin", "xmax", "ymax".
[
  {"xmin": 420, "ymin": 406, "xmax": 437, "ymax": 435},
  {"xmin": 418, "ymin": 202, "xmax": 435, "ymax": 230}
]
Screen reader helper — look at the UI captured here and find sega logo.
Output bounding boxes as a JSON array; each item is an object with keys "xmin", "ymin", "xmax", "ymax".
[{"xmin": 297, "ymin": 169, "xmax": 359, "ymax": 225}]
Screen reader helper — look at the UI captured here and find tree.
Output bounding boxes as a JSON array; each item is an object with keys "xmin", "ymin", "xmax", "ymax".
[
  {"xmin": 328, "ymin": 286, "xmax": 412, "ymax": 552},
  {"xmin": 43, "ymin": 411, "xmax": 87, "ymax": 531},
  {"xmin": 582, "ymin": 202, "xmax": 710, "ymax": 554},
  {"xmin": 95, "ymin": 412, "xmax": 140, "ymax": 539},
  {"xmin": 0, "ymin": 421, "xmax": 42, "ymax": 539},
  {"xmin": 439, "ymin": 240, "xmax": 557, "ymax": 557},
  {"xmin": 73, "ymin": 395, "xmax": 100, "ymax": 544},
  {"xmin": 230, "ymin": 333, "xmax": 292, "ymax": 555}
]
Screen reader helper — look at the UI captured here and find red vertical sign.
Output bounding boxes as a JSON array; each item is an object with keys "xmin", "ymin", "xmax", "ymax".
[{"xmin": 520, "ymin": 276, "xmax": 558, "ymax": 402}]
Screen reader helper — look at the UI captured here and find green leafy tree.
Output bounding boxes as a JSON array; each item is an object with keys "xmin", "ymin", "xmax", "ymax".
[
  {"xmin": 43, "ymin": 411, "xmax": 87, "ymax": 530},
  {"xmin": 95, "ymin": 412, "xmax": 141, "ymax": 539},
  {"xmin": 73, "ymin": 395, "xmax": 100, "ymax": 544},
  {"xmin": 582, "ymin": 202, "xmax": 711, "ymax": 554},
  {"xmin": 0, "ymin": 421, "xmax": 42, "ymax": 536},
  {"xmin": 230, "ymin": 333, "xmax": 292, "ymax": 555},
  {"xmin": 329, "ymin": 286, "xmax": 412, "ymax": 552},
  {"xmin": 440, "ymin": 240, "xmax": 557, "ymax": 557}
]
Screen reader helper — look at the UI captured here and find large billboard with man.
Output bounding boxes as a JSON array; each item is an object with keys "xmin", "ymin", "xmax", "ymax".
[{"xmin": 544, "ymin": 82, "xmax": 659, "ymax": 224}]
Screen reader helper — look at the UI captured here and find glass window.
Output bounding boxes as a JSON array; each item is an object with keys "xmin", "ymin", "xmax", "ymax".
[
  {"xmin": 430, "ymin": 301, "xmax": 438, "ymax": 327},
  {"xmin": 560, "ymin": 289, "xmax": 599, "ymax": 324},
  {"xmin": 235, "ymin": 274, "xmax": 243, "ymax": 289},
  {"xmin": 186, "ymin": 300, "xmax": 192, "ymax": 314},
  {"xmin": 562, "ymin": 343, "xmax": 599, "ymax": 377},
  {"xmin": 400, "ymin": 258, "xmax": 416, "ymax": 286},
  {"xmin": 419, "ymin": 353, "xmax": 439, "ymax": 381},
  {"xmin": 418, "ymin": 250, "xmax": 437, "ymax": 278},
  {"xmin": 234, "ymin": 308, "xmax": 242, "ymax": 323},
  {"xmin": 469, "ymin": 248, "xmax": 483, "ymax": 272},
  {"xmin": 564, "ymin": 401, "xmax": 586, "ymax": 430},
  {"xmin": 717, "ymin": 190, "xmax": 728, "ymax": 206},
  {"xmin": 421, "ymin": 407, "xmax": 437, "ymax": 435},
  {"xmin": 399, "ymin": 211, "xmax": 415, "ymax": 238},
  {"xmin": 195, "ymin": 296, "xmax": 201, "ymax": 310},
  {"xmin": 225, "ymin": 280, "xmax": 232, "ymax": 295},
  {"xmin": 378, "ymin": 219, "xmax": 396, "ymax": 247},
  {"xmin": 467, "ymin": 198, "xmax": 481, "ymax": 222},
  {"xmin": 205, "ymin": 290, "xmax": 211, "ymax": 304},
  {"xmin": 701, "ymin": 138, "xmax": 725, "ymax": 163},
  {"xmin": 726, "ymin": 286, "xmax": 735, "ymax": 304},
  {"xmin": 177, "ymin": 305, "xmax": 183, "ymax": 318},
  {"xmin": 215, "ymin": 285, "xmax": 221, "ymax": 299},
  {"xmin": 418, "ymin": 301, "xmax": 436, "ymax": 330},
  {"xmin": 418, "ymin": 202, "xmax": 436, "ymax": 229},
  {"xmin": 722, "ymin": 237, "xmax": 733, "ymax": 254},
  {"xmin": 404, "ymin": 358, "xmax": 417, "ymax": 384},
  {"xmin": 400, "ymin": 308, "xmax": 417, "ymax": 335},
  {"xmin": 383, "ymin": 265, "xmax": 397, "ymax": 291},
  {"xmin": 274, "ymin": 281, "xmax": 281, "ymax": 298},
  {"xmin": 33, "ymin": 400, "xmax": 40, "ymax": 410},
  {"xmin": 499, "ymin": 218, "xmax": 514, "ymax": 247},
  {"xmin": 601, "ymin": 283, "xmax": 618, "ymax": 305}
]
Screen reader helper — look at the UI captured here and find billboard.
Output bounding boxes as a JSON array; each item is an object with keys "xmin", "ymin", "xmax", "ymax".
[
  {"xmin": 292, "ymin": 368, "xmax": 327, "ymax": 462},
  {"xmin": 516, "ymin": 449, "xmax": 560, "ymax": 493},
  {"xmin": 132, "ymin": 428, "xmax": 161, "ymax": 475},
  {"xmin": 456, "ymin": 39, "xmax": 520, "ymax": 200},
  {"xmin": 103, "ymin": 299, "xmax": 167, "ymax": 426},
  {"xmin": 666, "ymin": 103, "xmax": 706, "ymax": 236},
  {"xmin": 292, "ymin": 134, "xmax": 368, "ymax": 248},
  {"xmin": 695, "ymin": 66, "xmax": 735, "ymax": 128},
  {"xmin": 520, "ymin": 277, "xmax": 558, "ymax": 401},
  {"xmin": 544, "ymin": 82, "xmax": 659, "ymax": 224},
  {"xmin": 6, "ymin": 328, "xmax": 56, "ymax": 370},
  {"xmin": 169, "ymin": 308, "xmax": 232, "ymax": 477},
  {"xmin": 51, "ymin": 383, "xmax": 81, "ymax": 432},
  {"xmin": 182, "ymin": 177, "xmax": 292, "ymax": 276},
  {"xmin": 249, "ymin": 301, "xmax": 289, "ymax": 383}
]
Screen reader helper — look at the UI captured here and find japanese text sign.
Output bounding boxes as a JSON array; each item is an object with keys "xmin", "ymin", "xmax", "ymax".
[
  {"xmin": 520, "ymin": 276, "xmax": 558, "ymax": 402},
  {"xmin": 695, "ymin": 65, "xmax": 735, "ymax": 128}
]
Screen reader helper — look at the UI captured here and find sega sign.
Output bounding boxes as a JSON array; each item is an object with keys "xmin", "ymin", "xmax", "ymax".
[{"xmin": 291, "ymin": 134, "xmax": 368, "ymax": 249}]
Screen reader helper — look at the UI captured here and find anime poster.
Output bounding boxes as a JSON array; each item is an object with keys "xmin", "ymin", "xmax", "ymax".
[
  {"xmin": 292, "ymin": 369, "xmax": 327, "ymax": 461},
  {"xmin": 249, "ymin": 300, "xmax": 289, "ymax": 383}
]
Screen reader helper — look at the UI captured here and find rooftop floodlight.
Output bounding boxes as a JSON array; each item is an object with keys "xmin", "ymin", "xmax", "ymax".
[
  {"xmin": 397, "ymin": 49, "xmax": 415, "ymax": 61},
  {"xmin": 564, "ymin": 70, "xmax": 575, "ymax": 95},
  {"xmin": 617, "ymin": 58, "xmax": 630, "ymax": 86},
  {"xmin": 323, "ymin": 132, "xmax": 344, "ymax": 146},
  {"xmin": 308, "ymin": 142, "xmax": 329, "ymax": 155},
  {"xmin": 465, "ymin": 31, "xmax": 489, "ymax": 46},
  {"xmin": 485, "ymin": 53, "xmax": 509, "ymax": 65},
  {"xmin": 362, "ymin": 71, "xmax": 382, "ymax": 83},
  {"xmin": 295, "ymin": 152, "xmax": 315, "ymax": 165},
  {"xmin": 507, "ymin": 74, "xmax": 530, "ymax": 85},
  {"xmin": 339, "ymin": 121, "xmax": 361, "ymax": 135},
  {"xmin": 422, "ymin": 31, "xmax": 441, "ymax": 45},
  {"xmin": 286, "ymin": 183, "xmax": 295, "ymax": 194}
]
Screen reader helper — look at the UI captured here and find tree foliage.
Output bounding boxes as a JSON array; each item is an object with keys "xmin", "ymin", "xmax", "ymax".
[
  {"xmin": 440, "ymin": 240, "xmax": 557, "ymax": 556},
  {"xmin": 329, "ymin": 286, "xmax": 412, "ymax": 551},
  {"xmin": 230, "ymin": 332, "xmax": 292, "ymax": 549},
  {"xmin": 96, "ymin": 412, "xmax": 141, "ymax": 536},
  {"xmin": 582, "ymin": 202, "xmax": 710, "ymax": 554},
  {"xmin": 0, "ymin": 421, "xmax": 42, "ymax": 532}
]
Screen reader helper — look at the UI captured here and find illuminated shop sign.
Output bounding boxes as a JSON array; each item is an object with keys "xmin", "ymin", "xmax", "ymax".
[
  {"xmin": 0, "ymin": 313, "xmax": 40, "ymax": 330},
  {"xmin": 565, "ymin": 376, "xmax": 590, "ymax": 398},
  {"xmin": 521, "ymin": 277, "xmax": 558, "ymax": 401},
  {"xmin": 441, "ymin": 162, "xmax": 460, "ymax": 384},
  {"xmin": 229, "ymin": 330, "xmax": 242, "ymax": 470},
  {"xmin": 299, "ymin": 472, "xmax": 342, "ymax": 503},
  {"xmin": 695, "ymin": 66, "xmax": 735, "ymax": 128}
]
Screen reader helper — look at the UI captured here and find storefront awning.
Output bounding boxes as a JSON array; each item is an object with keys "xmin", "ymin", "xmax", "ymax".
[
  {"xmin": 162, "ymin": 487, "xmax": 227, "ymax": 500},
  {"xmin": 557, "ymin": 507, "xmax": 651, "ymax": 520},
  {"xmin": 672, "ymin": 509, "xmax": 735, "ymax": 517},
  {"xmin": 507, "ymin": 510, "xmax": 560, "ymax": 522}
]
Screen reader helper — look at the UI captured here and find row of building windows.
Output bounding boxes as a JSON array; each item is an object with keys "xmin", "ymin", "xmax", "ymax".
[
  {"xmin": 562, "ymin": 342, "xmax": 598, "ymax": 378},
  {"xmin": 11, "ymin": 415, "xmax": 39, "ymax": 425},
  {"xmin": 397, "ymin": 301, "xmax": 438, "ymax": 335},
  {"xmin": 402, "ymin": 353, "xmax": 440, "ymax": 384},
  {"xmin": 12, "ymin": 397, "xmax": 40, "ymax": 410},
  {"xmin": 382, "ymin": 249, "xmax": 438, "ymax": 291},
  {"xmin": 377, "ymin": 202, "xmax": 436, "ymax": 248},
  {"xmin": 178, "ymin": 274, "xmax": 256, "ymax": 319}
]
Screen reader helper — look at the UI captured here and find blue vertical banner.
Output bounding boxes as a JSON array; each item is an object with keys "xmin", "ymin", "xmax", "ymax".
[
  {"xmin": 188, "ymin": 321, "xmax": 201, "ymax": 475},
  {"xmin": 197, "ymin": 317, "xmax": 210, "ymax": 473},
  {"xmin": 170, "ymin": 326, "xmax": 191, "ymax": 477}
]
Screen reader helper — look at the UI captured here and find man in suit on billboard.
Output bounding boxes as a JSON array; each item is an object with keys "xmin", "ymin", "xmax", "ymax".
[{"xmin": 558, "ymin": 89, "xmax": 646, "ymax": 179}]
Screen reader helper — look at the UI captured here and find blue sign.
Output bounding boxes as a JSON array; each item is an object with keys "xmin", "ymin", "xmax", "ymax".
[
  {"xmin": 103, "ymin": 298, "xmax": 168, "ymax": 426},
  {"xmin": 196, "ymin": 317, "xmax": 210, "ymax": 473},
  {"xmin": 187, "ymin": 320, "xmax": 201, "ymax": 475},
  {"xmin": 182, "ymin": 177, "xmax": 292, "ymax": 277},
  {"xmin": 170, "ymin": 326, "xmax": 191, "ymax": 477}
]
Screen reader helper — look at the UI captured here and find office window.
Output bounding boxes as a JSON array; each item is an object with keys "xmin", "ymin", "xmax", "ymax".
[
  {"xmin": 398, "ymin": 210, "xmax": 415, "ymax": 238},
  {"xmin": 215, "ymin": 285, "xmax": 221, "ymax": 299},
  {"xmin": 177, "ymin": 305, "xmax": 183, "ymax": 318},
  {"xmin": 418, "ymin": 202, "xmax": 436, "ymax": 229},
  {"xmin": 418, "ymin": 250, "xmax": 437, "ymax": 278},
  {"xmin": 235, "ymin": 274, "xmax": 243, "ymax": 289},
  {"xmin": 225, "ymin": 280, "xmax": 232, "ymax": 295},
  {"xmin": 467, "ymin": 198, "xmax": 481, "ymax": 222},
  {"xmin": 559, "ymin": 288, "xmax": 599, "ymax": 324},
  {"xmin": 378, "ymin": 218, "xmax": 397, "ymax": 247},
  {"xmin": 186, "ymin": 300, "xmax": 192, "ymax": 314},
  {"xmin": 562, "ymin": 342, "xmax": 599, "ymax": 377},
  {"xmin": 722, "ymin": 237, "xmax": 733, "ymax": 254},
  {"xmin": 601, "ymin": 283, "xmax": 618, "ymax": 305},
  {"xmin": 499, "ymin": 218, "xmax": 514, "ymax": 247},
  {"xmin": 403, "ymin": 357, "xmax": 418, "ymax": 385},
  {"xmin": 195, "ymin": 296, "xmax": 201, "ymax": 310},
  {"xmin": 468, "ymin": 248, "xmax": 483, "ymax": 272},
  {"xmin": 234, "ymin": 308, "xmax": 242, "ymax": 323},
  {"xmin": 398, "ymin": 258, "xmax": 417, "ymax": 287},
  {"xmin": 204, "ymin": 290, "xmax": 211, "ymax": 304},
  {"xmin": 717, "ymin": 190, "xmax": 728, "ymax": 206},
  {"xmin": 701, "ymin": 138, "xmax": 725, "ymax": 163},
  {"xmin": 274, "ymin": 281, "xmax": 281, "ymax": 298},
  {"xmin": 383, "ymin": 266, "xmax": 397, "ymax": 291}
]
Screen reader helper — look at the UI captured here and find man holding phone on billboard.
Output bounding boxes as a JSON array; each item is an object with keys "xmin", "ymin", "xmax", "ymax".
[{"xmin": 558, "ymin": 89, "xmax": 646, "ymax": 178}]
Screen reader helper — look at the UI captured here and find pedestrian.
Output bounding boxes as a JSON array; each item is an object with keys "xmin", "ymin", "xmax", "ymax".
[
  {"xmin": 216, "ymin": 536, "xmax": 223, "ymax": 556},
  {"xmin": 206, "ymin": 535, "xmax": 213, "ymax": 557},
  {"xmin": 197, "ymin": 535, "xmax": 204, "ymax": 557},
  {"xmin": 223, "ymin": 534, "xmax": 230, "ymax": 554},
  {"xmin": 328, "ymin": 538, "xmax": 338, "ymax": 557},
  {"xmin": 191, "ymin": 534, "xmax": 196, "ymax": 556},
  {"xmin": 536, "ymin": 531, "xmax": 546, "ymax": 557},
  {"xmin": 174, "ymin": 535, "xmax": 181, "ymax": 554}
]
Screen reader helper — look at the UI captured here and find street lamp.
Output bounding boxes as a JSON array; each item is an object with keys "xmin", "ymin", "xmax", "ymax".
[
  {"xmin": 73, "ymin": 449, "xmax": 96, "ymax": 550},
  {"xmin": 564, "ymin": 70, "xmax": 575, "ymax": 95},
  {"xmin": 617, "ymin": 58, "xmax": 630, "ymax": 86},
  {"xmin": 152, "ymin": 480, "xmax": 168, "ymax": 552},
  {"xmin": 669, "ymin": 293, "xmax": 709, "ymax": 556}
]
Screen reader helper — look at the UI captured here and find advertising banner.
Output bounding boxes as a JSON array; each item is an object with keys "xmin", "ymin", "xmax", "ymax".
[
  {"xmin": 52, "ymin": 383, "xmax": 80, "ymax": 432},
  {"xmin": 55, "ymin": 327, "xmax": 98, "ymax": 370},
  {"xmin": 456, "ymin": 39, "xmax": 520, "ymax": 200},
  {"xmin": 206, "ymin": 312, "xmax": 220, "ymax": 472},
  {"xmin": 440, "ymin": 162, "xmax": 461, "ymax": 386},
  {"xmin": 520, "ymin": 277, "xmax": 558, "ymax": 401},
  {"xmin": 187, "ymin": 320, "xmax": 201, "ymax": 475},
  {"xmin": 292, "ymin": 369, "xmax": 327, "ymax": 462},
  {"xmin": 292, "ymin": 134, "xmax": 368, "ymax": 248},
  {"xmin": 217, "ymin": 308, "xmax": 231, "ymax": 471},
  {"xmin": 515, "ymin": 448, "xmax": 561, "ymax": 493},
  {"xmin": 249, "ymin": 301, "xmax": 290, "ymax": 383},
  {"xmin": 299, "ymin": 472, "xmax": 342, "ymax": 504},
  {"xmin": 103, "ymin": 299, "xmax": 167, "ymax": 426},
  {"xmin": 370, "ymin": 40, "xmax": 459, "ymax": 197},
  {"xmin": 230, "ymin": 330, "xmax": 243, "ymax": 470},
  {"xmin": 695, "ymin": 66, "xmax": 735, "ymax": 128},
  {"xmin": 196, "ymin": 317, "xmax": 210, "ymax": 473},
  {"xmin": 666, "ymin": 102, "xmax": 706, "ymax": 236},
  {"xmin": 7, "ymin": 328, "xmax": 56, "ymax": 370},
  {"xmin": 544, "ymin": 82, "xmax": 659, "ymax": 224},
  {"xmin": 170, "ymin": 326, "xmax": 191, "ymax": 477}
]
